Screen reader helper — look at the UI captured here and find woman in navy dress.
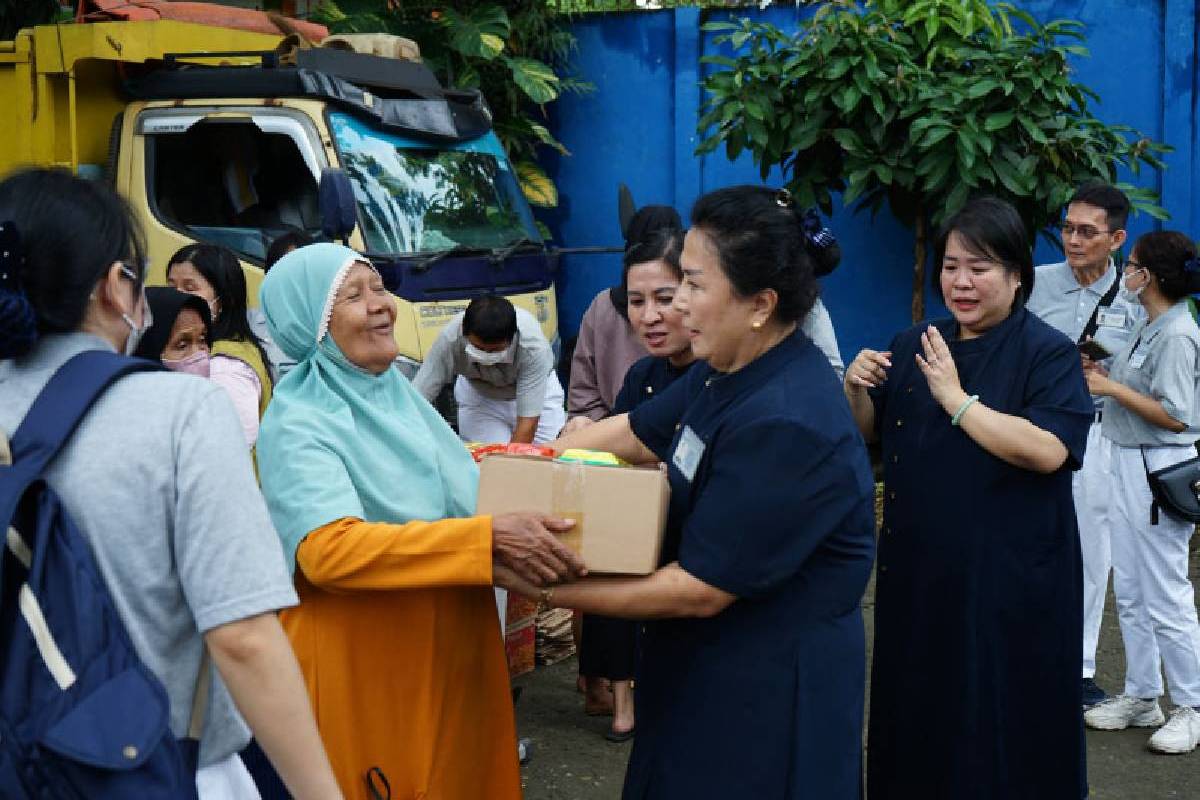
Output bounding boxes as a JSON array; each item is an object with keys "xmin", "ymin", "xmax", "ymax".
[
  {"xmin": 845, "ymin": 197, "xmax": 1093, "ymax": 798},
  {"xmin": 575, "ymin": 216, "xmax": 697, "ymax": 742},
  {"xmin": 498, "ymin": 186, "xmax": 876, "ymax": 798}
]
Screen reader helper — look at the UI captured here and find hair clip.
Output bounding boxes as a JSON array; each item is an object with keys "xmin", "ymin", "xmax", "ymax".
[
  {"xmin": 1184, "ymin": 257, "xmax": 1200, "ymax": 274},
  {"xmin": 800, "ymin": 208, "xmax": 837, "ymax": 250},
  {"xmin": 0, "ymin": 220, "xmax": 39, "ymax": 357},
  {"xmin": 775, "ymin": 188, "xmax": 793, "ymax": 209}
]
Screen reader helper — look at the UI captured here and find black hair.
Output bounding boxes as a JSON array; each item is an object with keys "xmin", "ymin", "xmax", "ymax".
[
  {"xmin": 463, "ymin": 294, "xmax": 517, "ymax": 344},
  {"xmin": 167, "ymin": 243, "xmax": 269, "ymax": 365},
  {"xmin": 688, "ymin": 186, "xmax": 834, "ymax": 324},
  {"xmin": 1069, "ymin": 181, "xmax": 1130, "ymax": 233},
  {"xmin": 0, "ymin": 168, "xmax": 147, "ymax": 358},
  {"xmin": 1131, "ymin": 231, "xmax": 1200, "ymax": 302},
  {"xmin": 265, "ymin": 228, "xmax": 315, "ymax": 272},
  {"xmin": 623, "ymin": 205, "xmax": 685, "ymax": 288},
  {"xmin": 931, "ymin": 196, "xmax": 1034, "ymax": 309},
  {"xmin": 133, "ymin": 286, "xmax": 212, "ymax": 362}
]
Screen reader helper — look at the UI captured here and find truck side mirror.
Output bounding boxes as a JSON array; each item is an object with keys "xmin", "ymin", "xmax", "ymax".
[{"xmin": 319, "ymin": 168, "xmax": 357, "ymax": 241}]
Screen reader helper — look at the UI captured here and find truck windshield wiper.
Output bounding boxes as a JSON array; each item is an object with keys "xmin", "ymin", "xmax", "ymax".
[
  {"xmin": 408, "ymin": 244, "xmax": 490, "ymax": 273},
  {"xmin": 490, "ymin": 237, "xmax": 542, "ymax": 264}
]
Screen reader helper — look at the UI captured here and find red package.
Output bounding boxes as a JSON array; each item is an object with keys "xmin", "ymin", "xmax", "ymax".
[{"xmin": 467, "ymin": 442, "xmax": 555, "ymax": 463}]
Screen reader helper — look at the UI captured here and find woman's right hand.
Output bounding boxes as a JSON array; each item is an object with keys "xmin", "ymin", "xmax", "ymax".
[
  {"xmin": 492, "ymin": 512, "xmax": 587, "ymax": 587},
  {"xmin": 845, "ymin": 349, "xmax": 892, "ymax": 393}
]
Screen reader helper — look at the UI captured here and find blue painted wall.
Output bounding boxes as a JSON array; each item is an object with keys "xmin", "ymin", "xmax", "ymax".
[{"xmin": 541, "ymin": 1, "xmax": 1197, "ymax": 362}]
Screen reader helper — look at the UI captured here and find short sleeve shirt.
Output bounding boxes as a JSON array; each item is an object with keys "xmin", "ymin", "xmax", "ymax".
[
  {"xmin": 412, "ymin": 307, "xmax": 555, "ymax": 417},
  {"xmin": 0, "ymin": 333, "xmax": 298, "ymax": 766},
  {"xmin": 1027, "ymin": 260, "xmax": 1144, "ymax": 365},
  {"xmin": 1102, "ymin": 301, "xmax": 1200, "ymax": 446}
]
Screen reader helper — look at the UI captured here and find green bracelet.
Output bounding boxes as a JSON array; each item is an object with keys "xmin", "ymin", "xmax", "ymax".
[{"xmin": 951, "ymin": 394, "xmax": 980, "ymax": 426}]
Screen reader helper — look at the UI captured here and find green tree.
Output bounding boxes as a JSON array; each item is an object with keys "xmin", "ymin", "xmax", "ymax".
[
  {"xmin": 697, "ymin": 0, "xmax": 1169, "ymax": 321},
  {"xmin": 313, "ymin": 0, "xmax": 591, "ymax": 210}
]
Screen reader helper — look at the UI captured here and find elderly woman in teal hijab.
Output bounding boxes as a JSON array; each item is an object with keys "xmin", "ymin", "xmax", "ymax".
[{"xmin": 256, "ymin": 243, "xmax": 585, "ymax": 800}]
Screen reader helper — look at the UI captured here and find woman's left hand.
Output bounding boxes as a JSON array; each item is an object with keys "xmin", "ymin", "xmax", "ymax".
[{"xmin": 915, "ymin": 325, "xmax": 966, "ymax": 412}]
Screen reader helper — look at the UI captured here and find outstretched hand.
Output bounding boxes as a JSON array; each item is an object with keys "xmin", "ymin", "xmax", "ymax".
[{"xmin": 492, "ymin": 512, "xmax": 586, "ymax": 588}]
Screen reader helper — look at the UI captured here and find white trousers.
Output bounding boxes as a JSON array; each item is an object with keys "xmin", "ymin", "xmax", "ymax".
[
  {"xmin": 196, "ymin": 753, "xmax": 261, "ymax": 800},
  {"xmin": 454, "ymin": 371, "xmax": 567, "ymax": 446},
  {"xmin": 1074, "ymin": 422, "xmax": 1112, "ymax": 679},
  {"xmin": 1108, "ymin": 441, "xmax": 1200, "ymax": 706}
]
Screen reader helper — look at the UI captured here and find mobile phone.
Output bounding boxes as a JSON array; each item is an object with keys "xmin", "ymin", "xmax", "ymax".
[{"xmin": 1078, "ymin": 339, "xmax": 1112, "ymax": 361}]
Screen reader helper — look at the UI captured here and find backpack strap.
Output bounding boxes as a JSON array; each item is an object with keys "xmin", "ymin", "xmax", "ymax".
[{"xmin": 8, "ymin": 351, "xmax": 161, "ymax": 481}]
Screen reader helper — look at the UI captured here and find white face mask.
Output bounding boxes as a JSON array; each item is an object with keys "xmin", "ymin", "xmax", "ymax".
[
  {"xmin": 119, "ymin": 265, "xmax": 153, "ymax": 356},
  {"xmin": 465, "ymin": 341, "xmax": 514, "ymax": 367},
  {"xmin": 1119, "ymin": 268, "xmax": 1149, "ymax": 305}
]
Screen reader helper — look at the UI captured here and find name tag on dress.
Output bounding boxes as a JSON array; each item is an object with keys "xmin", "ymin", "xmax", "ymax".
[
  {"xmin": 1098, "ymin": 309, "xmax": 1127, "ymax": 328},
  {"xmin": 1129, "ymin": 353, "xmax": 1147, "ymax": 370},
  {"xmin": 672, "ymin": 425, "xmax": 705, "ymax": 483}
]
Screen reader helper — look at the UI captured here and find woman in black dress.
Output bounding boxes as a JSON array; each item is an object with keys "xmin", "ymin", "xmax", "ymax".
[
  {"xmin": 577, "ymin": 218, "xmax": 693, "ymax": 741},
  {"xmin": 845, "ymin": 197, "xmax": 1094, "ymax": 798}
]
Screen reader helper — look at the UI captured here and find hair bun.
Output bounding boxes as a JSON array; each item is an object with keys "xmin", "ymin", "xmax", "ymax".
[
  {"xmin": 0, "ymin": 221, "xmax": 38, "ymax": 358},
  {"xmin": 799, "ymin": 208, "xmax": 841, "ymax": 277}
]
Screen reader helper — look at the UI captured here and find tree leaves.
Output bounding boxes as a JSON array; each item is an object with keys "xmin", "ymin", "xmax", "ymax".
[
  {"xmin": 516, "ymin": 160, "xmax": 557, "ymax": 207},
  {"xmin": 442, "ymin": 6, "xmax": 510, "ymax": 60},
  {"xmin": 506, "ymin": 56, "xmax": 561, "ymax": 104},
  {"xmin": 697, "ymin": 0, "xmax": 1169, "ymax": 321}
]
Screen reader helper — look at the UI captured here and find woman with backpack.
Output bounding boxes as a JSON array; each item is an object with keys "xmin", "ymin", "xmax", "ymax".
[{"xmin": 0, "ymin": 168, "xmax": 341, "ymax": 800}]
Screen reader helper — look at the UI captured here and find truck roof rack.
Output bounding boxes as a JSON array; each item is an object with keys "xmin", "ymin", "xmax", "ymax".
[{"xmin": 125, "ymin": 47, "xmax": 491, "ymax": 143}]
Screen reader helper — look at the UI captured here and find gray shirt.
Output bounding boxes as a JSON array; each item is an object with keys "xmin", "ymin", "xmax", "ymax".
[
  {"xmin": 1026, "ymin": 260, "xmax": 1144, "ymax": 357},
  {"xmin": 1102, "ymin": 301, "xmax": 1200, "ymax": 446},
  {"xmin": 413, "ymin": 307, "xmax": 555, "ymax": 417},
  {"xmin": 801, "ymin": 298, "xmax": 845, "ymax": 379},
  {"xmin": 0, "ymin": 333, "xmax": 298, "ymax": 766}
]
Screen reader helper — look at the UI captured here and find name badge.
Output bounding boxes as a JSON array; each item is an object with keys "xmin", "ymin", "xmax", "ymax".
[
  {"xmin": 1129, "ymin": 353, "xmax": 1147, "ymax": 370},
  {"xmin": 672, "ymin": 425, "xmax": 705, "ymax": 483},
  {"xmin": 1098, "ymin": 309, "xmax": 1127, "ymax": 328}
]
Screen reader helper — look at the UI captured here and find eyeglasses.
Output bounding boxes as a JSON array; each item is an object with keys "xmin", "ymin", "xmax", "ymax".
[
  {"xmin": 1059, "ymin": 222, "xmax": 1110, "ymax": 241},
  {"xmin": 1123, "ymin": 260, "xmax": 1146, "ymax": 276}
]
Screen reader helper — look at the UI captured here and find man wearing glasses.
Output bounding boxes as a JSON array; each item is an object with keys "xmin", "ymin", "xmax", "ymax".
[{"xmin": 1027, "ymin": 182, "xmax": 1143, "ymax": 711}]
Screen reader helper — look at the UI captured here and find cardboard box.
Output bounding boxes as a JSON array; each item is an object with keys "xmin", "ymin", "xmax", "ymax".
[{"xmin": 476, "ymin": 454, "xmax": 670, "ymax": 575}]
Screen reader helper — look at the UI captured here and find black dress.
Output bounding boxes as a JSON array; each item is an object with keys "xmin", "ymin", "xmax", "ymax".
[
  {"xmin": 622, "ymin": 330, "xmax": 876, "ymax": 798},
  {"xmin": 579, "ymin": 356, "xmax": 694, "ymax": 681},
  {"xmin": 866, "ymin": 308, "xmax": 1093, "ymax": 799}
]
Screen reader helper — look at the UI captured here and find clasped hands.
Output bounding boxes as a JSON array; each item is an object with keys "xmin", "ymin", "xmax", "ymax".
[
  {"xmin": 491, "ymin": 512, "xmax": 586, "ymax": 592},
  {"xmin": 846, "ymin": 325, "xmax": 971, "ymax": 415}
]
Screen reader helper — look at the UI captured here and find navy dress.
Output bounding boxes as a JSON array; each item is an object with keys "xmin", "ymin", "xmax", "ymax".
[
  {"xmin": 579, "ymin": 356, "xmax": 695, "ymax": 681},
  {"xmin": 623, "ymin": 329, "xmax": 876, "ymax": 799},
  {"xmin": 866, "ymin": 308, "xmax": 1093, "ymax": 799}
]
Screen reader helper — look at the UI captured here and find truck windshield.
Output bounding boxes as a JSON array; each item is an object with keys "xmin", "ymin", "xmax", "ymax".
[{"xmin": 330, "ymin": 112, "xmax": 541, "ymax": 255}]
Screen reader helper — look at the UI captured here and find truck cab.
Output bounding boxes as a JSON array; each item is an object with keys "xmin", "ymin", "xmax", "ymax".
[{"xmin": 0, "ymin": 20, "xmax": 559, "ymax": 372}]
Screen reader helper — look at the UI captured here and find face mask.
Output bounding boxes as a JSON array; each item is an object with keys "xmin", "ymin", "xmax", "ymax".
[
  {"xmin": 121, "ymin": 296, "xmax": 153, "ymax": 357},
  {"xmin": 162, "ymin": 350, "xmax": 211, "ymax": 378},
  {"xmin": 465, "ymin": 341, "xmax": 514, "ymax": 367},
  {"xmin": 1119, "ymin": 269, "xmax": 1148, "ymax": 305}
]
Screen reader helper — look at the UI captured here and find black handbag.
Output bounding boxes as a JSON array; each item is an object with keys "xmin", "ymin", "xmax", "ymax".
[{"xmin": 1141, "ymin": 447, "xmax": 1200, "ymax": 524}]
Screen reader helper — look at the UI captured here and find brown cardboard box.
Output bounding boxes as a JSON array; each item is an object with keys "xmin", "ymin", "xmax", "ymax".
[{"xmin": 476, "ymin": 454, "xmax": 670, "ymax": 575}]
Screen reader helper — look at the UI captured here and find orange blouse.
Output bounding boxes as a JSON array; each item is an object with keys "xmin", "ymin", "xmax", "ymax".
[{"xmin": 281, "ymin": 515, "xmax": 521, "ymax": 800}]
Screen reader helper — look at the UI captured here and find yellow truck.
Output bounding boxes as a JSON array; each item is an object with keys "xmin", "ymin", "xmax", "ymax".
[{"xmin": 0, "ymin": 18, "xmax": 561, "ymax": 373}]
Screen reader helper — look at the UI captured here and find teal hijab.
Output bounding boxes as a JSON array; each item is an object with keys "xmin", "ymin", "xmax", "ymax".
[{"xmin": 256, "ymin": 243, "xmax": 479, "ymax": 573}]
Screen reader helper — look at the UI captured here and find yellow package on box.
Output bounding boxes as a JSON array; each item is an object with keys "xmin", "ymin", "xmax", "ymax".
[{"xmin": 476, "ymin": 454, "xmax": 670, "ymax": 575}]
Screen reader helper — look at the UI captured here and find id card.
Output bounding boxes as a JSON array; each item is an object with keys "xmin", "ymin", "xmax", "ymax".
[
  {"xmin": 672, "ymin": 425, "xmax": 705, "ymax": 483},
  {"xmin": 1098, "ymin": 309, "xmax": 1127, "ymax": 328},
  {"xmin": 1129, "ymin": 353, "xmax": 1147, "ymax": 370}
]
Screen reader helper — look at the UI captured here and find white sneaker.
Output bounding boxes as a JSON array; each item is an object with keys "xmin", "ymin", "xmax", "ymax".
[
  {"xmin": 1084, "ymin": 695, "xmax": 1166, "ymax": 730},
  {"xmin": 1148, "ymin": 706, "xmax": 1200, "ymax": 754}
]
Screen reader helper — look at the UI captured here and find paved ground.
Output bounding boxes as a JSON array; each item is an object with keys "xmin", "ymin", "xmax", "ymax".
[{"xmin": 516, "ymin": 539, "xmax": 1200, "ymax": 799}]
